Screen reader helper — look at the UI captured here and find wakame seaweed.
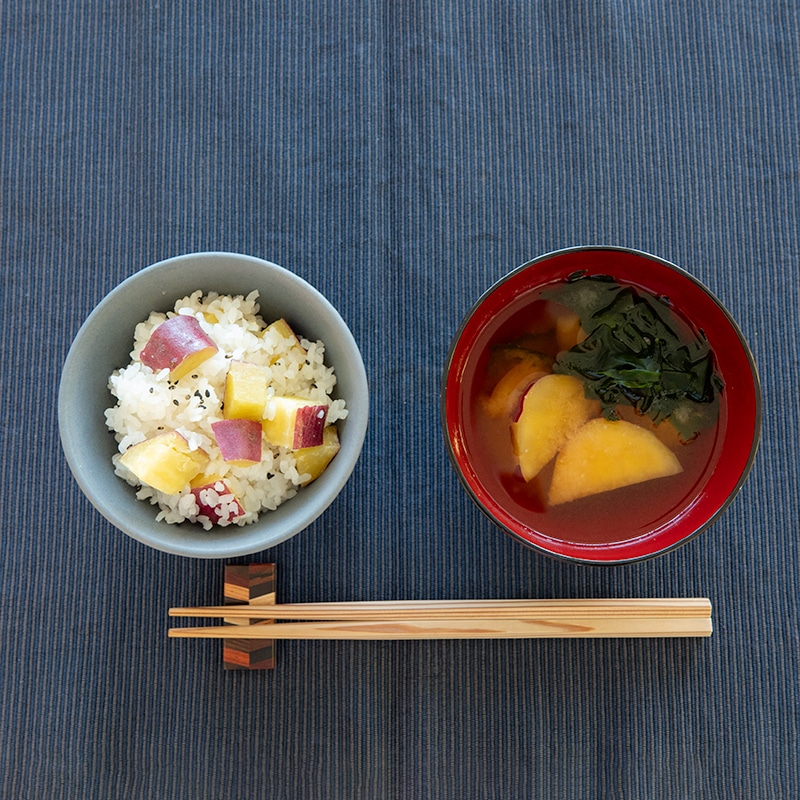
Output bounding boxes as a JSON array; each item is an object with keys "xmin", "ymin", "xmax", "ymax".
[{"xmin": 545, "ymin": 274, "xmax": 723, "ymax": 440}]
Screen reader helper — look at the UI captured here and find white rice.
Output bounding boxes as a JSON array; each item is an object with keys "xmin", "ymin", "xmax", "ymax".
[{"xmin": 105, "ymin": 290, "xmax": 348, "ymax": 529}]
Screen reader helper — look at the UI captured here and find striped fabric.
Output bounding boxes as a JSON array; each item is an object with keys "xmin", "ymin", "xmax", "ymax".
[{"xmin": 2, "ymin": 2, "xmax": 798, "ymax": 798}]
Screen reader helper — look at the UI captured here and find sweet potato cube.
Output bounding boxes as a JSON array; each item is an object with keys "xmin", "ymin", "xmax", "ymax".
[
  {"xmin": 294, "ymin": 425, "xmax": 341, "ymax": 485},
  {"xmin": 223, "ymin": 360, "xmax": 269, "ymax": 421},
  {"xmin": 549, "ymin": 418, "xmax": 683, "ymax": 505},
  {"xmin": 190, "ymin": 475, "xmax": 246, "ymax": 525},
  {"xmin": 511, "ymin": 374, "xmax": 599, "ymax": 482},
  {"xmin": 140, "ymin": 315, "xmax": 218, "ymax": 380},
  {"xmin": 262, "ymin": 396, "xmax": 328, "ymax": 449},
  {"xmin": 211, "ymin": 418, "xmax": 263, "ymax": 466},
  {"xmin": 265, "ymin": 317, "xmax": 301, "ymax": 344},
  {"xmin": 119, "ymin": 431, "xmax": 209, "ymax": 494},
  {"xmin": 264, "ymin": 318, "xmax": 306, "ymax": 363}
]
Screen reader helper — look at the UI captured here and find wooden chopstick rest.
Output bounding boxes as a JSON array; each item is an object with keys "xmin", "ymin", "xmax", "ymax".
[{"xmin": 220, "ymin": 563, "xmax": 276, "ymax": 671}]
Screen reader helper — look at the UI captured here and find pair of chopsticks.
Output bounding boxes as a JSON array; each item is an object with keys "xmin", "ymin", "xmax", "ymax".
[{"xmin": 168, "ymin": 598, "xmax": 712, "ymax": 640}]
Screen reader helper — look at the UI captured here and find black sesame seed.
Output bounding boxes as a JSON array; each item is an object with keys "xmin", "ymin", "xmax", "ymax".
[{"xmin": 173, "ymin": 399, "xmax": 179, "ymax": 406}]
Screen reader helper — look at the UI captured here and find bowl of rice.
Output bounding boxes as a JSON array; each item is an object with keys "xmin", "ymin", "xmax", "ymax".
[{"xmin": 59, "ymin": 252, "xmax": 369, "ymax": 558}]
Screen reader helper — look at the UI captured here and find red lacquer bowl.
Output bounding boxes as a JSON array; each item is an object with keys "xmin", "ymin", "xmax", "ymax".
[{"xmin": 441, "ymin": 246, "xmax": 761, "ymax": 565}]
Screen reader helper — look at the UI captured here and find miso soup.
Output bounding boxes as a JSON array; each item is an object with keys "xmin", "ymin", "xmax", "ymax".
[{"xmin": 463, "ymin": 273, "xmax": 725, "ymax": 545}]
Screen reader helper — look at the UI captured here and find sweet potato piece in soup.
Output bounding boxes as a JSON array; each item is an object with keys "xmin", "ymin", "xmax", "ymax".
[
  {"xmin": 548, "ymin": 418, "xmax": 683, "ymax": 505},
  {"xmin": 481, "ymin": 358, "xmax": 550, "ymax": 419},
  {"xmin": 554, "ymin": 310, "xmax": 584, "ymax": 352},
  {"xmin": 510, "ymin": 374, "xmax": 599, "ymax": 482}
]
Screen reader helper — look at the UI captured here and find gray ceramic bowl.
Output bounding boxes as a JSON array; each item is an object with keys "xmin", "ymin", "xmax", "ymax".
[{"xmin": 59, "ymin": 252, "xmax": 369, "ymax": 557}]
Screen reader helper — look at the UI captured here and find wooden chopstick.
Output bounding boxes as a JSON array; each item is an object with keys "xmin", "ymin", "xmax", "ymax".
[
  {"xmin": 169, "ymin": 598, "xmax": 712, "ymax": 621},
  {"xmin": 167, "ymin": 598, "xmax": 712, "ymax": 639},
  {"xmin": 168, "ymin": 615, "xmax": 712, "ymax": 640}
]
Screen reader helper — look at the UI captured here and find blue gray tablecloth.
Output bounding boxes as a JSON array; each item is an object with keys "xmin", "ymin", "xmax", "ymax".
[{"xmin": 2, "ymin": 2, "xmax": 798, "ymax": 798}]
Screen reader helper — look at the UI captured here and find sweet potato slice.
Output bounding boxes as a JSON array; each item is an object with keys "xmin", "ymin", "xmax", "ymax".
[
  {"xmin": 510, "ymin": 374, "xmax": 599, "ymax": 482},
  {"xmin": 548, "ymin": 418, "xmax": 683, "ymax": 505},
  {"xmin": 481, "ymin": 363, "xmax": 550, "ymax": 419}
]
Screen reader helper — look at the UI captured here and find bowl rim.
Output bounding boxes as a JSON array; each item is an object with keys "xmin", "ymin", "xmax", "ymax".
[
  {"xmin": 58, "ymin": 251, "xmax": 369, "ymax": 558},
  {"xmin": 441, "ymin": 244, "xmax": 762, "ymax": 565}
]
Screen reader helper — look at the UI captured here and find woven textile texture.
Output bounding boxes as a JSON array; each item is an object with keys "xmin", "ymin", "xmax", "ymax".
[{"xmin": 1, "ymin": 2, "xmax": 798, "ymax": 798}]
